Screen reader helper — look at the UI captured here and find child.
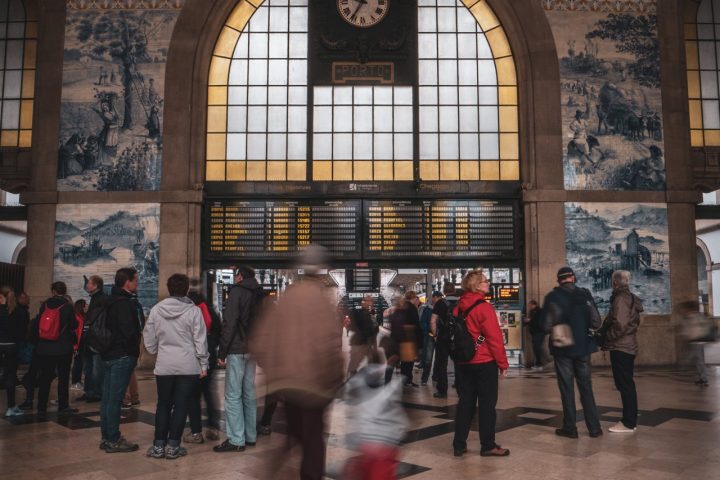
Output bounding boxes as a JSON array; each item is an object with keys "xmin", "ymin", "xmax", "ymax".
[{"xmin": 343, "ymin": 361, "xmax": 408, "ymax": 480}]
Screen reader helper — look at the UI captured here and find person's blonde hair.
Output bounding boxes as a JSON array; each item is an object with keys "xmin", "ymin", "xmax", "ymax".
[
  {"xmin": 1, "ymin": 286, "xmax": 17, "ymax": 314},
  {"xmin": 461, "ymin": 269, "xmax": 488, "ymax": 293}
]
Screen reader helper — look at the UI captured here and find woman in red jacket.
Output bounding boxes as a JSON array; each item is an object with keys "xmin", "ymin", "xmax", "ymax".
[{"xmin": 452, "ymin": 269, "xmax": 510, "ymax": 458}]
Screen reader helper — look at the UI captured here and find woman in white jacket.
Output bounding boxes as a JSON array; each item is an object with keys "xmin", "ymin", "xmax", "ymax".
[{"xmin": 144, "ymin": 274, "xmax": 209, "ymax": 459}]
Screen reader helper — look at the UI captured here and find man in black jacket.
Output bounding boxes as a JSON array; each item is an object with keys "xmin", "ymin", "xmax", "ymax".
[
  {"xmin": 542, "ymin": 267, "xmax": 602, "ymax": 439},
  {"xmin": 80, "ymin": 275, "xmax": 106, "ymax": 403},
  {"xmin": 100, "ymin": 268, "xmax": 141, "ymax": 453},
  {"xmin": 214, "ymin": 266, "xmax": 264, "ymax": 453},
  {"xmin": 33, "ymin": 281, "xmax": 78, "ymax": 417}
]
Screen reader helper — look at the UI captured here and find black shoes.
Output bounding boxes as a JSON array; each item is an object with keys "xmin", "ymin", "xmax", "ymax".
[
  {"xmin": 19, "ymin": 401, "xmax": 33, "ymax": 410},
  {"xmin": 213, "ymin": 439, "xmax": 246, "ymax": 452},
  {"xmin": 105, "ymin": 437, "xmax": 139, "ymax": 453},
  {"xmin": 433, "ymin": 392, "xmax": 448, "ymax": 399},
  {"xmin": 589, "ymin": 430, "xmax": 603, "ymax": 438},
  {"xmin": 58, "ymin": 407, "xmax": 79, "ymax": 415},
  {"xmin": 555, "ymin": 428, "xmax": 579, "ymax": 439},
  {"xmin": 258, "ymin": 425, "xmax": 272, "ymax": 435},
  {"xmin": 480, "ymin": 446, "xmax": 510, "ymax": 457},
  {"xmin": 453, "ymin": 447, "xmax": 467, "ymax": 457},
  {"xmin": 695, "ymin": 379, "xmax": 710, "ymax": 387}
]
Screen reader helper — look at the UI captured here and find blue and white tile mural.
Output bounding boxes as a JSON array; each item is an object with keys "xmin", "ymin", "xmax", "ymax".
[
  {"xmin": 565, "ymin": 202, "xmax": 670, "ymax": 315},
  {"xmin": 544, "ymin": 1, "xmax": 666, "ymax": 191},
  {"xmin": 57, "ymin": 2, "xmax": 183, "ymax": 191},
  {"xmin": 54, "ymin": 203, "xmax": 160, "ymax": 313}
]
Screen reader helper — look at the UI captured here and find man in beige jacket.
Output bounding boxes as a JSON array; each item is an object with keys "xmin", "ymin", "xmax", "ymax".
[{"xmin": 251, "ymin": 245, "xmax": 343, "ymax": 480}]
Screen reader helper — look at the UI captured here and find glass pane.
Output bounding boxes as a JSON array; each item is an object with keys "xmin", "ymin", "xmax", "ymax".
[
  {"xmin": 267, "ymin": 106, "xmax": 287, "ymax": 132},
  {"xmin": 374, "ymin": 87, "xmax": 393, "ymax": 104},
  {"xmin": 459, "ymin": 86, "xmax": 478, "ymax": 105},
  {"xmin": 248, "ymin": 59, "xmax": 268, "ymax": 84},
  {"xmin": 697, "ymin": 24, "xmax": 715, "ymax": 40},
  {"xmin": 268, "ymin": 86, "xmax": 288, "ymax": 104},
  {"xmin": 1, "ymin": 99, "xmax": 19, "ymax": 129},
  {"xmin": 458, "ymin": 60, "xmax": 478, "ymax": 85},
  {"xmin": 3, "ymin": 70, "xmax": 21, "ymax": 98},
  {"xmin": 249, "ymin": 6, "xmax": 269, "ymax": 32},
  {"xmin": 8, "ymin": 0, "xmax": 23, "ymax": 21},
  {"xmin": 439, "ymin": 133, "xmax": 459, "ymax": 159},
  {"xmin": 269, "ymin": 7, "xmax": 289, "ymax": 31},
  {"xmin": 698, "ymin": 0, "xmax": 713, "ymax": 21},
  {"xmin": 394, "ymin": 133, "xmax": 413, "ymax": 159},
  {"xmin": 267, "ymin": 133, "xmax": 287, "ymax": 159},
  {"xmin": 374, "ymin": 133, "xmax": 393, "ymax": 159},
  {"xmin": 419, "ymin": 160, "xmax": 438, "ymax": 180},
  {"xmin": 457, "ymin": 7, "xmax": 478, "ymax": 32},
  {"xmin": 246, "ymin": 161, "xmax": 267, "ymax": 180},
  {"xmin": 313, "ymin": 160, "xmax": 332, "ymax": 180},
  {"xmin": 374, "ymin": 106, "xmax": 393, "ymax": 131},
  {"xmin": 333, "ymin": 160, "xmax": 352, "ymax": 180},
  {"xmin": 228, "ymin": 86, "xmax": 247, "ymax": 104},
  {"xmin": 459, "ymin": 106, "xmax": 478, "ymax": 132},
  {"xmin": 289, "ymin": 6, "xmax": 308, "ymax": 31},
  {"xmin": 477, "ymin": 86, "xmax": 497, "ymax": 105},
  {"xmin": 699, "ymin": 41, "xmax": 716, "ymax": 69},
  {"xmin": 206, "ymin": 162, "xmax": 226, "ymax": 180},
  {"xmin": 420, "ymin": 133, "xmax": 439, "ymax": 159},
  {"xmin": 247, "ymin": 133, "xmax": 267, "ymax": 159},
  {"xmin": 419, "ymin": 106, "xmax": 438, "ymax": 132},
  {"xmin": 437, "ymin": 7, "xmax": 456, "ymax": 32},
  {"xmin": 287, "ymin": 133, "xmax": 306, "ymax": 159},
  {"xmin": 438, "ymin": 60, "xmax": 458, "ymax": 84},
  {"xmin": 0, "ymin": 41, "xmax": 5, "ymax": 67},
  {"xmin": 477, "ymin": 59, "xmax": 497, "ymax": 85},
  {"xmin": 419, "ymin": 86, "xmax": 438, "ymax": 104},
  {"xmin": 394, "ymin": 106, "xmax": 413, "ymax": 132},
  {"xmin": 479, "ymin": 133, "xmax": 499, "ymax": 159},
  {"xmin": 460, "ymin": 133, "xmax": 479, "ymax": 159},
  {"xmin": 268, "ymin": 59, "xmax": 288, "ymax": 84},
  {"xmin": 334, "ymin": 87, "xmax": 353, "ymax": 104},
  {"xmin": 439, "ymin": 86, "xmax": 458, "ymax": 104},
  {"xmin": 247, "ymin": 106, "xmax": 267, "ymax": 132},
  {"xmin": 227, "ymin": 133, "xmax": 247, "ymax": 160},
  {"xmin": 457, "ymin": 34, "xmax": 476, "ymax": 59},
  {"xmin": 288, "ymin": 33, "xmax": 307, "ymax": 58},
  {"xmin": 7, "ymin": 22, "xmax": 24, "ymax": 39},
  {"xmin": 701, "ymin": 71, "xmax": 718, "ymax": 98},
  {"xmin": 228, "ymin": 106, "xmax": 247, "ymax": 132},
  {"xmin": 313, "ymin": 106, "xmax": 332, "ymax": 132},
  {"xmin": 354, "ymin": 160, "xmax": 373, "ymax": 180},
  {"xmin": 354, "ymin": 86, "xmax": 373, "ymax": 104},
  {"xmin": 288, "ymin": 59, "xmax": 306, "ymax": 84},
  {"xmin": 288, "ymin": 106, "xmax": 306, "ymax": 132},
  {"xmin": 247, "ymin": 86, "xmax": 267, "ymax": 104},
  {"xmin": 353, "ymin": 133, "xmax": 372, "ymax": 159},
  {"xmin": 268, "ymin": 33, "xmax": 288, "ymax": 58},
  {"xmin": 354, "ymin": 106, "xmax": 372, "ymax": 132},
  {"xmin": 437, "ymin": 34, "xmax": 457, "ymax": 59},
  {"xmin": 288, "ymin": 86, "xmax": 307, "ymax": 104},
  {"xmin": 248, "ymin": 33, "xmax": 269, "ymax": 58},
  {"xmin": 314, "ymin": 133, "xmax": 332, "ymax": 159},
  {"xmin": 395, "ymin": 87, "xmax": 413, "ymax": 105},
  {"xmin": 418, "ymin": 8, "xmax": 437, "ymax": 32},
  {"xmin": 439, "ymin": 106, "xmax": 459, "ymax": 132},
  {"xmin": 703, "ymin": 100, "xmax": 720, "ymax": 129},
  {"xmin": 314, "ymin": 86, "xmax": 332, "ymax": 104},
  {"xmin": 333, "ymin": 133, "xmax": 352, "ymax": 158},
  {"xmin": 229, "ymin": 59, "xmax": 248, "ymax": 84},
  {"xmin": 233, "ymin": 33, "xmax": 249, "ymax": 59},
  {"xmin": 479, "ymin": 106, "xmax": 498, "ymax": 132},
  {"xmin": 418, "ymin": 33, "xmax": 437, "ymax": 58},
  {"xmin": 477, "ymin": 35, "xmax": 493, "ymax": 59},
  {"xmin": 6, "ymin": 40, "xmax": 23, "ymax": 69},
  {"xmin": 419, "ymin": 60, "xmax": 438, "ymax": 85},
  {"xmin": 334, "ymin": 106, "xmax": 352, "ymax": 132}
]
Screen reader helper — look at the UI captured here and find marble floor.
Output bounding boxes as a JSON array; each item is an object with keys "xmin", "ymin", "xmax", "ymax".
[{"xmin": 1, "ymin": 362, "xmax": 719, "ymax": 480}]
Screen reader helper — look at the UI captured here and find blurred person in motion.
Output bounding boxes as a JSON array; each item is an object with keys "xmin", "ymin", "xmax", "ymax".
[
  {"xmin": 214, "ymin": 265, "xmax": 265, "ymax": 452},
  {"xmin": 347, "ymin": 294, "xmax": 380, "ymax": 377},
  {"xmin": 184, "ymin": 285, "xmax": 222, "ymax": 442},
  {"xmin": 522, "ymin": 300, "xmax": 545, "ymax": 370},
  {"xmin": 252, "ymin": 245, "xmax": 343, "ymax": 480},
  {"xmin": 144, "ymin": 274, "xmax": 209, "ymax": 460},
  {"xmin": 452, "ymin": 270, "xmax": 510, "ymax": 457},
  {"xmin": 70, "ymin": 299, "xmax": 88, "ymax": 391},
  {"xmin": 0, "ymin": 286, "xmax": 28, "ymax": 417},
  {"xmin": 678, "ymin": 300, "xmax": 715, "ymax": 386},
  {"xmin": 417, "ymin": 294, "xmax": 433, "ymax": 384},
  {"xmin": 602, "ymin": 270, "xmax": 642, "ymax": 434},
  {"xmin": 343, "ymin": 360, "xmax": 409, "ymax": 480},
  {"xmin": 388, "ymin": 291, "xmax": 422, "ymax": 387}
]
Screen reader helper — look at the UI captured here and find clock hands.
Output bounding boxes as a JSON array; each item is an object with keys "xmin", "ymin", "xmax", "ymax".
[{"xmin": 349, "ymin": 0, "xmax": 368, "ymax": 22}]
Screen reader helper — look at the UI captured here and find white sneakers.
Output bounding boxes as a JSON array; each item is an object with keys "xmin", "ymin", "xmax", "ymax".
[
  {"xmin": 71, "ymin": 383, "xmax": 83, "ymax": 390},
  {"xmin": 5, "ymin": 405, "xmax": 24, "ymax": 417},
  {"xmin": 608, "ymin": 421, "xmax": 637, "ymax": 433}
]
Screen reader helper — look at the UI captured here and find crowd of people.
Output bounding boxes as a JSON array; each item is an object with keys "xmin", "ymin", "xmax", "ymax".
[{"xmin": 0, "ymin": 247, "xmax": 715, "ymax": 479}]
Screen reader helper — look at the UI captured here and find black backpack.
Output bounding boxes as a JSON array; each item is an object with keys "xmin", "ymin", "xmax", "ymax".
[
  {"xmin": 83, "ymin": 299, "xmax": 119, "ymax": 354},
  {"xmin": 447, "ymin": 299, "xmax": 486, "ymax": 362}
]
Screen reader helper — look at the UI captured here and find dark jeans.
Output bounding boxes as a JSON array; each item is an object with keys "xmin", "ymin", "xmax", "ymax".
[
  {"xmin": 37, "ymin": 353, "xmax": 73, "ymax": 411},
  {"xmin": 100, "ymin": 356, "xmax": 137, "ymax": 443},
  {"xmin": 453, "ymin": 361, "xmax": 499, "ymax": 452},
  {"xmin": 88, "ymin": 353, "xmax": 103, "ymax": 399},
  {"xmin": 155, "ymin": 374, "xmax": 199, "ymax": 444},
  {"xmin": 554, "ymin": 355, "xmax": 601, "ymax": 434},
  {"xmin": 260, "ymin": 391, "xmax": 279, "ymax": 427},
  {"xmin": 610, "ymin": 350, "xmax": 638, "ymax": 429},
  {"xmin": 0, "ymin": 345, "xmax": 18, "ymax": 407},
  {"xmin": 71, "ymin": 352, "xmax": 83, "ymax": 384},
  {"xmin": 400, "ymin": 361, "xmax": 414, "ymax": 383},
  {"xmin": 420, "ymin": 337, "xmax": 436, "ymax": 383},
  {"xmin": 285, "ymin": 400, "xmax": 327, "ymax": 480},
  {"xmin": 188, "ymin": 369, "xmax": 217, "ymax": 433},
  {"xmin": 22, "ymin": 354, "xmax": 42, "ymax": 402},
  {"xmin": 531, "ymin": 333, "xmax": 545, "ymax": 366},
  {"xmin": 433, "ymin": 341, "xmax": 449, "ymax": 394}
]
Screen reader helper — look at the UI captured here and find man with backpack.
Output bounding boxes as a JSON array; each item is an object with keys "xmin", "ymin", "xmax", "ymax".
[
  {"xmin": 99, "ymin": 267, "xmax": 143, "ymax": 453},
  {"xmin": 78, "ymin": 275, "xmax": 106, "ymax": 403},
  {"xmin": 430, "ymin": 283, "xmax": 459, "ymax": 399},
  {"xmin": 32, "ymin": 281, "xmax": 78, "ymax": 417},
  {"xmin": 214, "ymin": 265, "xmax": 264, "ymax": 453},
  {"xmin": 542, "ymin": 267, "xmax": 603, "ymax": 439}
]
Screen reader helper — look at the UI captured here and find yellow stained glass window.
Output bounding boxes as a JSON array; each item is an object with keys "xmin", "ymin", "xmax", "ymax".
[{"xmin": 0, "ymin": 0, "xmax": 36, "ymax": 148}]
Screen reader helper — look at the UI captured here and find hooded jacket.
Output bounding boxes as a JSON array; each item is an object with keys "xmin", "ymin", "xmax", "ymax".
[
  {"xmin": 218, "ymin": 277, "xmax": 263, "ymax": 358},
  {"xmin": 453, "ymin": 291, "xmax": 509, "ymax": 370},
  {"xmin": 144, "ymin": 296, "xmax": 209, "ymax": 376},
  {"xmin": 604, "ymin": 286, "xmax": 643, "ymax": 356},
  {"xmin": 103, "ymin": 286, "xmax": 142, "ymax": 360}
]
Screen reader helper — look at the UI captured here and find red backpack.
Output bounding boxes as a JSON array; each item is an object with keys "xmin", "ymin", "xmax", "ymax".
[{"xmin": 38, "ymin": 304, "xmax": 65, "ymax": 341}]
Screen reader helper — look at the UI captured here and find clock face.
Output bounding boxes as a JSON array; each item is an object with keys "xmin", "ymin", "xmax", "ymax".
[{"xmin": 337, "ymin": 0, "xmax": 389, "ymax": 28}]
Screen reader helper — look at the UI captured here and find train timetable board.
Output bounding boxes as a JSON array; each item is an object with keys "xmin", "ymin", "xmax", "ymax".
[
  {"xmin": 206, "ymin": 200, "xmax": 362, "ymax": 259},
  {"xmin": 364, "ymin": 199, "xmax": 517, "ymax": 259}
]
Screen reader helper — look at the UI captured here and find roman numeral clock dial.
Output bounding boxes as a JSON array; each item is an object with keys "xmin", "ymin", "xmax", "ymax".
[{"xmin": 337, "ymin": 0, "xmax": 389, "ymax": 28}]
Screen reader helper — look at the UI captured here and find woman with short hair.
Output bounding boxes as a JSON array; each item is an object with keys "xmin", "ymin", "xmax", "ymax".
[
  {"xmin": 452, "ymin": 270, "xmax": 510, "ymax": 457},
  {"xmin": 604, "ymin": 270, "xmax": 642, "ymax": 433},
  {"xmin": 144, "ymin": 274, "xmax": 209, "ymax": 459}
]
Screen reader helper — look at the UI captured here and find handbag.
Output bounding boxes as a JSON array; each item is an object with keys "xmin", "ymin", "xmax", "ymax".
[{"xmin": 551, "ymin": 323, "xmax": 575, "ymax": 348}]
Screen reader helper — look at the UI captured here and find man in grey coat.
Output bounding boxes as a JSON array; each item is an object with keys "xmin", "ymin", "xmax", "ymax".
[{"xmin": 214, "ymin": 266, "xmax": 264, "ymax": 453}]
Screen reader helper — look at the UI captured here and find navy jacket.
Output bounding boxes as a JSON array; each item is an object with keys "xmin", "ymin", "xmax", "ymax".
[{"xmin": 103, "ymin": 286, "xmax": 142, "ymax": 360}]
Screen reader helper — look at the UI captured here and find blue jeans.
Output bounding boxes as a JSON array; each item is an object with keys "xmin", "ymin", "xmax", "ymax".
[
  {"xmin": 100, "ymin": 356, "xmax": 137, "ymax": 443},
  {"xmin": 420, "ymin": 337, "xmax": 436, "ymax": 383},
  {"xmin": 87, "ymin": 353, "xmax": 103, "ymax": 399},
  {"xmin": 224, "ymin": 354, "xmax": 257, "ymax": 446},
  {"xmin": 554, "ymin": 355, "xmax": 601, "ymax": 434}
]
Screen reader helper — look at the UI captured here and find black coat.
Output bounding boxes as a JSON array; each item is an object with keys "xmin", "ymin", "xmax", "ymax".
[
  {"xmin": 102, "ymin": 286, "xmax": 142, "ymax": 360},
  {"xmin": 32, "ymin": 296, "xmax": 77, "ymax": 356},
  {"xmin": 542, "ymin": 283, "xmax": 601, "ymax": 358}
]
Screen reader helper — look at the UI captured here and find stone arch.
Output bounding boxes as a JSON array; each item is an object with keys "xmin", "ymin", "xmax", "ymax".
[{"xmin": 11, "ymin": 239, "xmax": 26, "ymax": 265}]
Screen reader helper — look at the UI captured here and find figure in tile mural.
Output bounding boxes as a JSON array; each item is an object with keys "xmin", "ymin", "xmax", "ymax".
[
  {"xmin": 57, "ymin": 3, "xmax": 182, "ymax": 191},
  {"xmin": 565, "ymin": 202, "xmax": 670, "ymax": 315},
  {"xmin": 544, "ymin": 1, "xmax": 666, "ymax": 191},
  {"xmin": 54, "ymin": 204, "xmax": 160, "ymax": 313}
]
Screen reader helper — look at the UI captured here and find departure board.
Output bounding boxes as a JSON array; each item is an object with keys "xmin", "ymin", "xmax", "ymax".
[
  {"xmin": 206, "ymin": 200, "xmax": 362, "ymax": 259},
  {"xmin": 364, "ymin": 200, "xmax": 517, "ymax": 259}
]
